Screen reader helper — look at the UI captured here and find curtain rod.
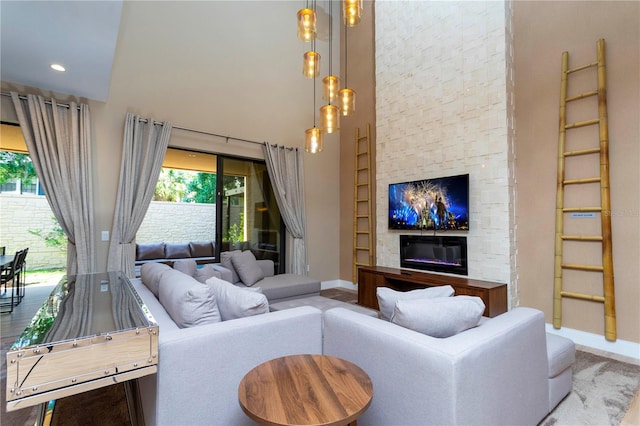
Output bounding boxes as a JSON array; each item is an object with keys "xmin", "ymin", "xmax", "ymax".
[
  {"xmin": 3, "ymin": 92, "xmax": 292, "ymax": 150},
  {"xmin": 1, "ymin": 91, "xmax": 76, "ymax": 109},
  {"xmin": 171, "ymin": 124, "xmax": 265, "ymax": 147}
]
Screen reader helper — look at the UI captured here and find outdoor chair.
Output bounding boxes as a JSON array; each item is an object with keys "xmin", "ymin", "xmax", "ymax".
[{"xmin": 0, "ymin": 249, "xmax": 24, "ymax": 314}]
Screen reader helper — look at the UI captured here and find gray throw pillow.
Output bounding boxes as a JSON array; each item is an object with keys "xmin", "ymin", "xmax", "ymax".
[
  {"xmin": 231, "ymin": 250, "xmax": 264, "ymax": 287},
  {"xmin": 220, "ymin": 250, "xmax": 242, "ymax": 283},
  {"xmin": 377, "ymin": 285, "xmax": 455, "ymax": 321},
  {"xmin": 172, "ymin": 259, "xmax": 198, "ymax": 277},
  {"xmin": 193, "ymin": 264, "xmax": 221, "ymax": 284},
  {"xmin": 140, "ymin": 262, "xmax": 173, "ymax": 297},
  {"xmin": 205, "ymin": 276, "xmax": 269, "ymax": 321},
  {"xmin": 391, "ymin": 295, "xmax": 485, "ymax": 338},
  {"xmin": 158, "ymin": 269, "xmax": 221, "ymax": 328}
]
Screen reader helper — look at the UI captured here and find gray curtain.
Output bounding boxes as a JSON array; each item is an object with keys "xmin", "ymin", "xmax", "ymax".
[
  {"xmin": 107, "ymin": 113, "xmax": 172, "ymax": 277},
  {"xmin": 262, "ymin": 143, "xmax": 307, "ymax": 275},
  {"xmin": 11, "ymin": 92, "xmax": 95, "ymax": 275}
]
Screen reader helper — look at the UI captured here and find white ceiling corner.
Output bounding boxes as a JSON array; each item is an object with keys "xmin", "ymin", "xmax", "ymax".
[{"xmin": 1, "ymin": 0, "xmax": 123, "ymax": 102}]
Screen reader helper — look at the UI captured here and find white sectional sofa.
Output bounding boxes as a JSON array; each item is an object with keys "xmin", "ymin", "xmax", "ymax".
[
  {"xmin": 212, "ymin": 250, "xmax": 321, "ymax": 303},
  {"xmin": 131, "ymin": 277, "xmax": 323, "ymax": 426},
  {"xmin": 132, "ymin": 268, "xmax": 574, "ymax": 426},
  {"xmin": 323, "ymin": 307, "xmax": 574, "ymax": 426}
]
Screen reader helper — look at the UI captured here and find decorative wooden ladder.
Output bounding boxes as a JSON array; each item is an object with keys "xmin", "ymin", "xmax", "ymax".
[
  {"xmin": 553, "ymin": 38, "xmax": 616, "ymax": 341},
  {"xmin": 352, "ymin": 124, "xmax": 374, "ymax": 284}
]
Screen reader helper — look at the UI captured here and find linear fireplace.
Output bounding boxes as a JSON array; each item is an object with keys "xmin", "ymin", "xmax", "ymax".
[{"xmin": 400, "ymin": 235, "xmax": 468, "ymax": 276}]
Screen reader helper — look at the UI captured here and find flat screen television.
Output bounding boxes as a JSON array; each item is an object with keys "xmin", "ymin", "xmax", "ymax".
[{"xmin": 388, "ymin": 173, "xmax": 469, "ymax": 231}]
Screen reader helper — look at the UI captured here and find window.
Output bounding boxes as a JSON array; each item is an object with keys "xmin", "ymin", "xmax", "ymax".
[{"xmin": 137, "ymin": 148, "xmax": 285, "ymax": 273}]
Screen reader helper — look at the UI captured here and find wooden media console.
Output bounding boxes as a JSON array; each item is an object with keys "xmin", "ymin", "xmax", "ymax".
[{"xmin": 357, "ymin": 266, "xmax": 508, "ymax": 318}]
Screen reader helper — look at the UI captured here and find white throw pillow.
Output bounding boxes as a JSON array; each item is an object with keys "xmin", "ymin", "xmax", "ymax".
[
  {"xmin": 205, "ymin": 276, "xmax": 269, "ymax": 321},
  {"xmin": 231, "ymin": 250, "xmax": 264, "ymax": 287},
  {"xmin": 193, "ymin": 264, "xmax": 221, "ymax": 284},
  {"xmin": 391, "ymin": 295, "xmax": 485, "ymax": 338},
  {"xmin": 140, "ymin": 262, "xmax": 173, "ymax": 297},
  {"xmin": 220, "ymin": 250, "xmax": 242, "ymax": 283},
  {"xmin": 376, "ymin": 285, "xmax": 455, "ymax": 321},
  {"xmin": 172, "ymin": 259, "xmax": 198, "ymax": 277},
  {"xmin": 158, "ymin": 270, "xmax": 221, "ymax": 328}
]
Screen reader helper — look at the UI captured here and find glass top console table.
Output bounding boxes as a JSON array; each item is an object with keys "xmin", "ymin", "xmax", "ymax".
[{"xmin": 5, "ymin": 272, "xmax": 159, "ymax": 413}]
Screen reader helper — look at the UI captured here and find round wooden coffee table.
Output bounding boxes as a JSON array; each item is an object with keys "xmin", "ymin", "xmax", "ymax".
[{"xmin": 238, "ymin": 354, "xmax": 373, "ymax": 426}]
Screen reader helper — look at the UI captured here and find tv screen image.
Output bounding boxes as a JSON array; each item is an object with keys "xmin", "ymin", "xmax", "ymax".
[{"xmin": 388, "ymin": 173, "xmax": 469, "ymax": 231}]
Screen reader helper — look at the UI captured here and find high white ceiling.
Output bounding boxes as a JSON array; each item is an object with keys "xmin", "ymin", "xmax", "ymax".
[{"xmin": 1, "ymin": 0, "xmax": 123, "ymax": 102}]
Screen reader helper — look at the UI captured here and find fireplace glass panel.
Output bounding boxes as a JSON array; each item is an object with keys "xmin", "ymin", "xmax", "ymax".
[{"xmin": 400, "ymin": 235, "xmax": 468, "ymax": 276}]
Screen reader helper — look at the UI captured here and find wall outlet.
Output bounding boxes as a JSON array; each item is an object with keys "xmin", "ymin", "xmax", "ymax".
[{"xmin": 101, "ymin": 231, "xmax": 109, "ymax": 241}]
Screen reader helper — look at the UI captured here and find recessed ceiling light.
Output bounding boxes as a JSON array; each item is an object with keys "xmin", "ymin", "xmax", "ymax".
[{"xmin": 50, "ymin": 64, "xmax": 66, "ymax": 72}]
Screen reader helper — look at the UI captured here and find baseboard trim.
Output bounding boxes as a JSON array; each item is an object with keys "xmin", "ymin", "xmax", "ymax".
[
  {"xmin": 546, "ymin": 324, "xmax": 640, "ymax": 361},
  {"xmin": 321, "ymin": 280, "xmax": 357, "ymax": 291}
]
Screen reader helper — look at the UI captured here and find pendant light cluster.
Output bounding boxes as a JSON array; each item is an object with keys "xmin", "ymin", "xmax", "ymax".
[{"xmin": 299, "ymin": 0, "xmax": 363, "ymax": 153}]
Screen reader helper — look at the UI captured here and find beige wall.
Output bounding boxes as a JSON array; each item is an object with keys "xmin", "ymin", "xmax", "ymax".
[
  {"xmin": 514, "ymin": 1, "xmax": 639, "ymax": 343},
  {"xmin": 339, "ymin": 1, "xmax": 377, "ymax": 283},
  {"xmin": 1, "ymin": 1, "xmax": 342, "ymax": 282}
]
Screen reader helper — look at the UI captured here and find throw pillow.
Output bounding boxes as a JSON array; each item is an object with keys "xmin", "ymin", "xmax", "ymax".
[
  {"xmin": 376, "ymin": 285, "xmax": 455, "ymax": 321},
  {"xmin": 193, "ymin": 264, "xmax": 221, "ymax": 284},
  {"xmin": 140, "ymin": 262, "xmax": 173, "ymax": 297},
  {"xmin": 172, "ymin": 259, "xmax": 198, "ymax": 277},
  {"xmin": 391, "ymin": 295, "xmax": 485, "ymax": 338},
  {"xmin": 205, "ymin": 276, "xmax": 269, "ymax": 321},
  {"xmin": 158, "ymin": 269, "xmax": 221, "ymax": 328},
  {"xmin": 220, "ymin": 250, "xmax": 242, "ymax": 283},
  {"xmin": 231, "ymin": 250, "xmax": 264, "ymax": 287}
]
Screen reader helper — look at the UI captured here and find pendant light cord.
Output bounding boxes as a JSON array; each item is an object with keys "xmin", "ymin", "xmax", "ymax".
[{"xmin": 344, "ymin": 23, "xmax": 348, "ymax": 88}]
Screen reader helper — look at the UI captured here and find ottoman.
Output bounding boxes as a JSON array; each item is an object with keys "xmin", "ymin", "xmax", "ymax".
[{"xmin": 270, "ymin": 295, "xmax": 379, "ymax": 317}]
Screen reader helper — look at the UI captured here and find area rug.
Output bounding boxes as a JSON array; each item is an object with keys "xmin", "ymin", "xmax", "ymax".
[{"xmin": 539, "ymin": 349, "xmax": 640, "ymax": 426}]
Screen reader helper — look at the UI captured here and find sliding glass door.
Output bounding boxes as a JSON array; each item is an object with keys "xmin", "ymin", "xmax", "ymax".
[{"xmin": 219, "ymin": 157, "xmax": 284, "ymax": 273}]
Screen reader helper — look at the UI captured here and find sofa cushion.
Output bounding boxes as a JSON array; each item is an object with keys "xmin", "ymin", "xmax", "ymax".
[
  {"xmin": 220, "ymin": 250, "xmax": 242, "ymax": 283},
  {"xmin": 231, "ymin": 250, "xmax": 264, "ymax": 286},
  {"xmin": 546, "ymin": 333, "xmax": 576, "ymax": 378},
  {"xmin": 194, "ymin": 264, "xmax": 221, "ymax": 284},
  {"xmin": 205, "ymin": 276, "xmax": 269, "ymax": 321},
  {"xmin": 172, "ymin": 259, "xmax": 198, "ymax": 277},
  {"xmin": 158, "ymin": 269, "xmax": 221, "ymax": 328},
  {"xmin": 246, "ymin": 274, "xmax": 321, "ymax": 302},
  {"xmin": 137, "ymin": 242, "xmax": 166, "ymax": 261},
  {"xmin": 140, "ymin": 262, "xmax": 173, "ymax": 297},
  {"xmin": 376, "ymin": 285, "xmax": 455, "ymax": 321},
  {"xmin": 189, "ymin": 241, "xmax": 214, "ymax": 257},
  {"xmin": 165, "ymin": 243, "xmax": 191, "ymax": 259},
  {"xmin": 391, "ymin": 295, "xmax": 485, "ymax": 338}
]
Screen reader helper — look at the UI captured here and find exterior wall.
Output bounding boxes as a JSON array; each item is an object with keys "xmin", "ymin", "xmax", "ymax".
[
  {"xmin": 0, "ymin": 194, "xmax": 66, "ymax": 269},
  {"xmin": 136, "ymin": 201, "xmax": 216, "ymax": 244},
  {"xmin": 374, "ymin": 2, "xmax": 517, "ymax": 305}
]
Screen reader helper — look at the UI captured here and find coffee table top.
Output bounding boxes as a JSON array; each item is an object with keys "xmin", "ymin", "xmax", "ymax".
[{"xmin": 238, "ymin": 354, "xmax": 373, "ymax": 426}]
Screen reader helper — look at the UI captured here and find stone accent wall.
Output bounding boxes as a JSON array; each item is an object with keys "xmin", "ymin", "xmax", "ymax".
[
  {"xmin": 375, "ymin": 1, "xmax": 517, "ymax": 306},
  {"xmin": 0, "ymin": 194, "xmax": 66, "ymax": 269}
]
